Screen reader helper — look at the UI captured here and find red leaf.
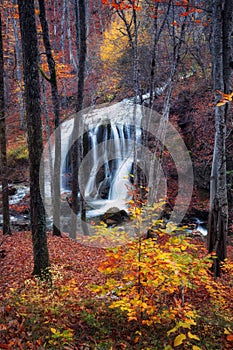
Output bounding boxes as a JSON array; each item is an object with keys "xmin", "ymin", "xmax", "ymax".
[{"xmin": 227, "ymin": 334, "xmax": 233, "ymax": 342}]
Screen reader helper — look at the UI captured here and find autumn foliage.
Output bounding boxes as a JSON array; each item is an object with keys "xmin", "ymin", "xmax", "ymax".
[
  {"xmin": 1, "ymin": 227, "xmax": 233, "ymax": 349},
  {"xmin": 1, "ymin": 0, "xmax": 233, "ymax": 348},
  {"xmin": 91, "ymin": 225, "xmax": 233, "ymax": 349}
]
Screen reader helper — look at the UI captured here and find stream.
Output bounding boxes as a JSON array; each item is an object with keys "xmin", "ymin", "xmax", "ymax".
[
  {"xmin": 0, "ymin": 184, "xmax": 30, "ymax": 231},
  {"xmin": 0, "ymin": 183, "xmax": 208, "ymax": 236}
]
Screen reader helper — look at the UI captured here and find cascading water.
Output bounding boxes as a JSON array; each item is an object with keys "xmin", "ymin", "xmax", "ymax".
[
  {"xmin": 62, "ymin": 121, "xmax": 142, "ymax": 218},
  {"xmin": 41, "ymin": 101, "xmax": 194, "ymax": 238},
  {"xmin": 84, "ymin": 124, "xmax": 101, "ymax": 199}
]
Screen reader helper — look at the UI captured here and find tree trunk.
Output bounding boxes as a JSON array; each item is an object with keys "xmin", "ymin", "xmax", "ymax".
[
  {"xmin": 12, "ymin": 0, "xmax": 25, "ymax": 129},
  {"xmin": 38, "ymin": 0, "xmax": 62, "ymax": 237},
  {"xmin": 0, "ymin": 12, "xmax": 11, "ymax": 236},
  {"xmin": 3, "ymin": 9, "xmax": 10, "ymax": 110},
  {"xmin": 66, "ymin": 0, "xmax": 78, "ymax": 71},
  {"xmin": 18, "ymin": 0, "xmax": 50, "ymax": 278},
  {"xmin": 41, "ymin": 71, "xmax": 54, "ymax": 217},
  {"xmin": 208, "ymin": 0, "xmax": 233, "ymax": 277},
  {"xmin": 149, "ymin": 1, "xmax": 171, "ymax": 107},
  {"xmin": 71, "ymin": 0, "xmax": 88, "ymax": 238}
]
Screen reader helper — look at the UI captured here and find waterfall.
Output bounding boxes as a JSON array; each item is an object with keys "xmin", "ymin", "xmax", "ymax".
[
  {"xmin": 41, "ymin": 101, "xmax": 194, "ymax": 234},
  {"xmin": 84, "ymin": 122, "xmax": 140, "ymax": 217},
  {"xmin": 61, "ymin": 121, "xmax": 142, "ymax": 218},
  {"xmin": 109, "ymin": 124, "xmax": 132, "ymax": 200},
  {"xmin": 84, "ymin": 124, "xmax": 101, "ymax": 198}
]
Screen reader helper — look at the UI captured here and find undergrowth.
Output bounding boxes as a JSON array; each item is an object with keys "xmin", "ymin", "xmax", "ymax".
[
  {"xmin": 0, "ymin": 227, "xmax": 233, "ymax": 349},
  {"xmin": 7, "ymin": 136, "xmax": 29, "ymax": 166}
]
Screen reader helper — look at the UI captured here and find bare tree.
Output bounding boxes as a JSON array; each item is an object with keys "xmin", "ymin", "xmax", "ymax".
[
  {"xmin": 38, "ymin": 0, "xmax": 62, "ymax": 237},
  {"xmin": 71, "ymin": 0, "xmax": 88, "ymax": 238},
  {"xmin": 0, "ymin": 11, "xmax": 11, "ymax": 236},
  {"xmin": 208, "ymin": 0, "xmax": 233, "ymax": 277},
  {"xmin": 18, "ymin": 0, "xmax": 50, "ymax": 278},
  {"xmin": 12, "ymin": 0, "xmax": 25, "ymax": 129}
]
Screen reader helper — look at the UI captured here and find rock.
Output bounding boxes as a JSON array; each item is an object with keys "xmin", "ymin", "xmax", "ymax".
[
  {"xmin": 11, "ymin": 220, "xmax": 30, "ymax": 231},
  {"xmin": 101, "ymin": 207, "xmax": 130, "ymax": 227},
  {"xmin": 96, "ymin": 164, "xmax": 106, "ymax": 188},
  {"xmin": 8, "ymin": 186, "xmax": 17, "ymax": 196},
  {"xmin": 192, "ymin": 229, "xmax": 203, "ymax": 236},
  {"xmin": 98, "ymin": 178, "xmax": 110, "ymax": 199}
]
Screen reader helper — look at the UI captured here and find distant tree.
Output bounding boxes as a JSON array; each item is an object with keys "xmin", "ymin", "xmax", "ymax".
[
  {"xmin": 208, "ymin": 0, "xmax": 233, "ymax": 277},
  {"xmin": 18, "ymin": 0, "xmax": 50, "ymax": 278},
  {"xmin": 12, "ymin": 0, "xmax": 25, "ymax": 129},
  {"xmin": 0, "ymin": 12, "xmax": 11, "ymax": 236},
  {"xmin": 38, "ymin": 0, "xmax": 62, "ymax": 237}
]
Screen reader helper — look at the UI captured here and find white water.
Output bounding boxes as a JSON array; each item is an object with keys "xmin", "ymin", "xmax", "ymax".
[
  {"xmin": 56, "ymin": 109, "xmax": 143, "ymax": 217},
  {"xmin": 84, "ymin": 125, "xmax": 101, "ymax": 198},
  {"xmin": 195, "ymin": 218, "xmax": 208, "ymax": 236},
  {"xmin": 39, "ymin": 102, "xmax": 144, "ymax": 222},
  {"xmin": 81, "ymin": 123, "xmax": 141, "ymax": 217},
  {"xmin": 9, "ymin": 186, "xmax": 30, "ymax": 205}
]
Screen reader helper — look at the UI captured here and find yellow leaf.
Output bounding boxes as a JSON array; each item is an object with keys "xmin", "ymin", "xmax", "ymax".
[
  {"xmin": 224, "ymin": 327, "xmax": 232, "ymax": 335},
  {"xmin": 167, "ymin": 325, "xmax": 178, "ymax": 335},
  {"xmin": 128, "ymin": 316, "xmax": 137, "ymax": 321},
  {"xmin": 174, "ymin": 334, "xmax": 186, "ymax": 347},
  {"xmin": 50, "ymin": 327, "xmax": 57, "ymax": 334},
  {"xmin": 192, "ymin": 346, "xmax": 202, "ymax": 350},
  {"xmin": 188, "ymin": 332, "xmax": 200, "ymax": 341},
  {"xmin": 135, "ymin": 331, "xmax": 142, "ymax": 335},
  {"xmin": 216, "ymin": 100, "xmax": 228, "ymax": 106}
]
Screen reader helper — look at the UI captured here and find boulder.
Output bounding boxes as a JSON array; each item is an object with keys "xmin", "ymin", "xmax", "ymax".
[
  {"xmin": 8, "ymin": 186, "xmax": 17, "ymax": 196},
  {"xmin": 98, "ymin": 178, "xmax": 110, "ymax": 199},
  {"xmin": 101, "ymin": 207, "xmax": 130, "ymax": 227}
]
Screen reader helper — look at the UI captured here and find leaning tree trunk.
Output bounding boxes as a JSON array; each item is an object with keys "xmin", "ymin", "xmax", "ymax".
[
  {"xmin": 0, "ymin": 12, "xmax": 11, "ymax": 236},
  {"xmin": 18, "ymin": 0, "xmax": 50, "ymax": 278},
  {"xmin": 38, "ymin": 0, "xmax": 61, "ymax": 237},
  {"xmin": 208, "ymin": 0, "xmax": 233, "ymax": 277}
]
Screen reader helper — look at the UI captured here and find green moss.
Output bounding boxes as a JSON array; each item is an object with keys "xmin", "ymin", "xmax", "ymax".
[{"xmin": 7, "ymin": 142, "xmax": 29, "ymax": 164}]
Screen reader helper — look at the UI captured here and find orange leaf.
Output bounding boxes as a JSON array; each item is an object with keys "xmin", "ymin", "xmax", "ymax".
[
  {"xmin": 216, "ymin": 90, "xmax": 233, "ymax": 100},
  {"xmin": 171, "ymin": 21, "xmax": 180, "ymax": 27},
  {"xmin": 227, "ymin": 334, "xmax": 233, "ymax": 342},
  {"xmin": 216, "ymin": 100, "xmax": 228, "ymax": 106}
]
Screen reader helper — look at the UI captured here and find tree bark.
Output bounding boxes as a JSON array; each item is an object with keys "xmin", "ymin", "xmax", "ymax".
[
  {"xmin": 71, "ymin": 0, "xmax": 88, "ymax": 238},
  {"xmin": 12, "ymin": 0, "xmax": 25, "ymax": 129},
  {"xmin": 208, "ymin": 0, "xmax": 233, "ymax": 277},
  {"xmin": 38, "ymin": 0, "xmax": 62, "ymax": 237},
  {"xmin": 0, "ymin": 12, "xmax": 11, "ymax": 236},
  {"xmin": 66, "ymin": 0, "xmax": 78, "ymax": 72},
  {"xmin": 18, "ymin": 0, "xmax": 50, "ymax": 278}
]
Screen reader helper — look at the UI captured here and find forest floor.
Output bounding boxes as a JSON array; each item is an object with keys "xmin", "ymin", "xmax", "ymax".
[{"xmin": 1, "ymin": 230, "xmax": 233, "ymax": 349}]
